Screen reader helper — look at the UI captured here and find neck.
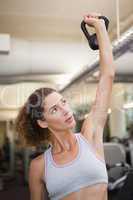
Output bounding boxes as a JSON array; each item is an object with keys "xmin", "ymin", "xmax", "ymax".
[{"xmin": 49, "ymin": 129, "xmax": 76, "ymax": 153}]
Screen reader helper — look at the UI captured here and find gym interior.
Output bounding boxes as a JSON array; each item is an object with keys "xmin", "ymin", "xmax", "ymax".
[{"xmin": 0, "ymin": 0, "xmax": 133, "ymax": 199}]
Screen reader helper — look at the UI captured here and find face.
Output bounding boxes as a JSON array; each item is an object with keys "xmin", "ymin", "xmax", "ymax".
[{"xmin": 42, "ymin": 92, "xmax": 76, "ymax": 131}]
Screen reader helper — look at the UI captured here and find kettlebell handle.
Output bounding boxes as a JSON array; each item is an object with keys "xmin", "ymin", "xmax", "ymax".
[{"xmin": 81, "ymin": 16, "xmax": 109, "ymax": 50}]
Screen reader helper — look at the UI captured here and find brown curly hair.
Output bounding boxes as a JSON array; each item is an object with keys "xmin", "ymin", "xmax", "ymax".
[{"xmin": 15, "ymin": 87, "xmax": 56, "ymax": 146}]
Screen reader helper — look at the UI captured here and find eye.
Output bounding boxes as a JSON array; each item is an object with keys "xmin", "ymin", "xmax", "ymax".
[
  {"xmin": 51, "ymin": 107, "xmax": 58, "ymax": 114},
  {"xmin": 61, "ymin": 99, "xmax": 67, "ymax": 105}
]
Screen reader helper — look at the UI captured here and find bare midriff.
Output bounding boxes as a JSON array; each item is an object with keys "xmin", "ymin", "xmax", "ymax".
[{"xmin": 62, "ymin": 183, "xmax": 108, "ymax": 200}]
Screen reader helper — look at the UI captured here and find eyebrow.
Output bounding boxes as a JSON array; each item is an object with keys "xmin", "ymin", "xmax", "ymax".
[{"xmin": 48, "ymin": 97, "xmax": 63, "ymax": 112}]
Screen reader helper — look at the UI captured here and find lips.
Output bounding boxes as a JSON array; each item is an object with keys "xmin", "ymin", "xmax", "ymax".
[{"xmin": 65, "ymin": 116, "xmax": 73, "ymax": 123}]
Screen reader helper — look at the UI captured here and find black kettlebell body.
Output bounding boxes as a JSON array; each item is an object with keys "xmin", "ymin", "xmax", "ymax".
[{"xmin": 81, "ymin": 16, "xmax": 109, "ymax": 50}]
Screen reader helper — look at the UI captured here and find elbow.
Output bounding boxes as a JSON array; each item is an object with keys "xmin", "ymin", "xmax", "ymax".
[
  {"xmin": 100, "ymin": 61, "xmax": 116, "ymax": 78},
  {"xmin": 109, "ymin": 66, "xmax": 116, "ymax": 77},
  {"xmin": 102, "ymin": 65, "xmax": 116, "ymax": 78},
  {"xmin": 109, "ymin": 71, "xmax": 115, "ymax": 78},
  {"xmin": 100, "ymin": 71, "xmax": 115, "ymax": 79}
]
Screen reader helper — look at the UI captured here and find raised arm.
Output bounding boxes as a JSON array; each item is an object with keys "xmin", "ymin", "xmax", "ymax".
[{"xmin": 81, "ymin": 13, "xmax": 115, "ymax": 156}]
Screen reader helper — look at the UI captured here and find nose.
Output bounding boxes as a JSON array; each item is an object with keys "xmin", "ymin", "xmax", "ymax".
[
  {"xmin": 59, "ymin": 105, "xmax": 70, "ymax": 116},
  {"xmin": 63, "ymin": 110, "xmax": 69, "ymax": 116}
]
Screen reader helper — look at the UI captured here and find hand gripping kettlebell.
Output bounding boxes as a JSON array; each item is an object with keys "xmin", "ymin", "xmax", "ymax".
[{"xmin": 81, "ymin": 16, "xmax": 109, "ymax": 50}]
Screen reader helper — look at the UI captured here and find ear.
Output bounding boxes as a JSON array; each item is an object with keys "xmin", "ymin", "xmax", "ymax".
[{"xmin": 37, "ymin": 119, "xmax": 48, "ymax": 128}]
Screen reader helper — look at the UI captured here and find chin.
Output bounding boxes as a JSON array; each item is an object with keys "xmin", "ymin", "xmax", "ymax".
[{"xmin": 68, "ymin": 120, "xmax": 76, "ymax": 129}]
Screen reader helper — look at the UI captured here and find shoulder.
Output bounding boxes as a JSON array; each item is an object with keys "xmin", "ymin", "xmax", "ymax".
[
  {"xmin": 29, "ymin": 153, "xmax": 45, "ymax": 182},
  {"xmin": 29, "ymin": 153, "xmax": 49, "ymax": 199},
  {"xmin": 30, "ymin": 153, "xmax": 44, "ymax": 168}
]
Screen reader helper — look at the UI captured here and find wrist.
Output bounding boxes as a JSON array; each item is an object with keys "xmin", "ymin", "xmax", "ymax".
[{"xmin": 94, "ymin": 21, "xmax": 106, "ymax": 32}]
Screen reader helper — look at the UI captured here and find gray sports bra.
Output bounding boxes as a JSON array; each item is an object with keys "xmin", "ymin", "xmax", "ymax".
[{"xmin": 43, "ymin": 133, "xmax": 108, "ymax": 200}]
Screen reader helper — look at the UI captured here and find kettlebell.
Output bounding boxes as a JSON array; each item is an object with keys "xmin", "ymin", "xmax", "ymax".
[{"xmin": 81, "ymin": 16, "xmax": 109, "ymax": 50}]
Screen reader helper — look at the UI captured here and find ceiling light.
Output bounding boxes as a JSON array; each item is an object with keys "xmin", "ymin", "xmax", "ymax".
[{"xmin": 123, "ymin": 102, "xmax": 133, "ymax": 109}]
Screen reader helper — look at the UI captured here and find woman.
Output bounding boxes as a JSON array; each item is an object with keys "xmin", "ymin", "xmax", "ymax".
[{"xmin": 16, "ymin": 13, "xmax": 115, "ymax": 200}]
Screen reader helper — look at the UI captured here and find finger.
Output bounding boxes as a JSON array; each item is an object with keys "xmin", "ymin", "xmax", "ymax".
[
  {"xmin": 85, "ymin": 13, "xmax": 102, "ymax": 18},
  {"xmin": 83, "ymin": 16, "xmax": 93, "ymax": 23},
  {"xmin": 83, "ymin": 15, "xmax": 94, "ymax": 21}
]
